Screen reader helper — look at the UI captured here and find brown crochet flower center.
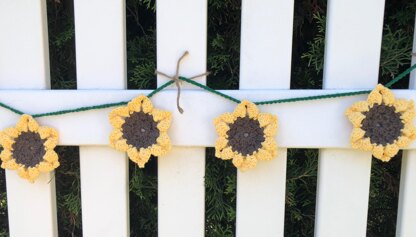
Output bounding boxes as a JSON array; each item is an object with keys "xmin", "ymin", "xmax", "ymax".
[
  {"xmin": 122, "ymin": 111, "xmax": 159, "ymax": 149},
  {"xmin": 12, "ymin": 132, "xmax": 46, "ymax": 168},
  {"xmin": 362, "ymin": 104, "xmax": 404, "ymax": 145},
  {"xmin": 227, "ymin": 117, "xmax": 265, "ymax": 156}
]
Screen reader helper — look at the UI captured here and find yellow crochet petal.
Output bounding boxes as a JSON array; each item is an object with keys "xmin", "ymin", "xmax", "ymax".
[
  {"xmin": 16, "ymin": 114, "xmax": 32, "ymax": 132},
  {"xmin": 141, "ymin": 96, "xmax": 154, "ymax": 114},
  {"xmin": 52, "ymin": 160, "xmax": 60, "ymax": 169},
  {"xmin": 394, "ymin": 99, "xmax": 414, "ymax": 113},
  {"xmin": 37, "ymin": 161, "xmax": 54, "ymax": 172},
  {"xmin": 27, "ymin": 117, "xmax": 40, "ymax": 132},
  {"xmin": 127, "ymin": 147, "xmax": 139, "ymax": 160},
  {"xmin": 372, "ymin": 145, "xmax": 384, "ymax": 159},
  {"xmin": 351, "ymin": 128, "xmax": 366, "ymax": 142},
  {"xmin": 215, "ymin": 137, "xmax": 228, "ymax": 151},
  {"xmin": 28, "ymin": 167, "xmax": 40, "ymax": 182},
  {"xmin": 38, "ymin": 127, "xmax": 55, "ymax": 139},
  {"xmin": 217, "ymin": 146, "xmax": 234, "ymax": 160},
  {"xmin": 402, "ymin": 124, "xmax": 416, "ymax": 139},
  {"xmin": 396, "ymin": 136, "xmax": 411, "ymax": 148},
  {"xmin": 44, "ymin": 150, "xmax": 59, "ymax": 163},
  {"xmin": 157, "ymin": 119, "xmax": 171, "ymax": 132},
  {"xmin": 367, "ymin": 85, "xmax": 383, "ymax": 105},
  {"xmin": 347, "ymin": 101, "xmax": 370, "ymax": 113},
  {"xmin": 245, "ymin": 101, "xmax": 259, "ymax": 118},
  {"xmin": 264, "ymin": 122, "xmax": 278, "ymax": 137},
  {"xmin": 238, "ymin": 156, "xmax": 258, "ymax": 171},
  {"xmin": 152, "ymin": 109, "xmax": 171, "ymax": 122},
  {"xmin": 1, "ymin": 136, "xmax": 15, "ymax": 150},
  {"xmin": 401, "ymin": 110, "xmax": 416, "ymax": 123},
  {"xmin": 44, "ymin": 137, "xmax": 58, "ymax": 150},
  {"xmin": 127, "ymin": 96, "xmax": 144, "ymax": 112},
  {"xmin": 351, "ymin": 137, "xmax": 372, "ymax": 151},
  {"xmin": 379, "ymin": 84, "xmax": 395, "ymax": 105},
  {"xmin": 256, "ymin": 148, "xmax": 273, "ymax": 161},
  {"xmin": 262, "ymin": 137, "xmax": 277, "ymax": 152},
  {"xmin": 109, "ymin": 116, "xmax": 125, "ymax": 129},
  {"xmin": 114, "ymin": 139, "xmax": 129, "ymax": 151},
  {"xmin": 233, "ymin": 101, "xmax": 249, "ymax": 118},
  {"xmin": 0, "ymin": 149, "xmax": 12, "ymax": 161},
  {"xmin": 110, "ymin": 107, "xmax": 130, "ymax": 119},
  {"xmin": 258, "ymin": 113, "xmax": 276, "ymax": 127},
  {"xmin": 138, "ymin": 148, "xmax": 152, "ymax": 161},
  {"xmin": 2, "ymin": 128, "xmax": 19, "ymax": 138},
  {"xmin": 214, "ymin": 121, "xmax": 230, "ymax": 137},
  {"xmin": 216, "ymin": 112, "xmax": 235, "ymax": 124},
  {"xmin": 2, "ymin": 159, "xmax": 19, "ymax": 170},
  {"xmin": 150, "ymin": 144, "xmax": 166, "ymax": 157},
  {"xmin": 231, "ymin": 153, "xmax": 244, "ymax": 168},
  {"xmin": 17, "ymin": 167, "xmax": 30, "ymax": 180},
  {"xmin": 383, "ymin": 144, "xmax": 399, "ymax": 159},
  {"xmin": 157, "ymin": 132, "xmax": 171, "ymax": 147},
  {"xmin": 109, "ymin": 129, "xmax": 123, "ymax": 144},
  {"xmin": 346, "ymin": 112, "xmax": 366, "ymax": 127}
]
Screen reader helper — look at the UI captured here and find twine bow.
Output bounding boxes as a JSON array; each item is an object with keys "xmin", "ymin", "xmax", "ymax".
[{"xmin": 155, "ymin": 51, "xmax": 210, "ymax": 113}]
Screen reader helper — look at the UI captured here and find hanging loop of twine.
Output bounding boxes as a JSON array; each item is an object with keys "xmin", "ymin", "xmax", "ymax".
[{"xmin": 155, "ymin": 51, "xmax": 210, "ymax": 113}]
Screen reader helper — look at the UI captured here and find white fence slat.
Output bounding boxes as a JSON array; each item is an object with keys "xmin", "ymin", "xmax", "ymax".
[
  {"xmin": 157, "ymin": 148, "xmax": 205, "ymax": 236},
  {"xmin": 2, "ymin": 89, "xmax": 416, "ymax": 148},
  {"xmin": 73, "ymin": 0, "xmax": 129, "ymax": 236},
  {"xmin": 237, "ymin": 0, "xmax": 293, "ymax": 236},
  {"xmin": 396, "ymin": 16, "xmax": 416, "ymax": 236},
  {"xmin": 315, "ymin": 1, "xmax": 385, "ymax": 236},
  {"xmin": 157, "ymin": 0, "xmax": 207, "ymax": 236},
  {"xmin": 0, "ymin": 0, "xmax": 57, "ymax": 236}
]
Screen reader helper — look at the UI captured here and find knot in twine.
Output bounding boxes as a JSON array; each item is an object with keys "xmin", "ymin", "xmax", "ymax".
[{"xmin": 155, "ymin": 51, "xmax": 210, "ymax": 113}]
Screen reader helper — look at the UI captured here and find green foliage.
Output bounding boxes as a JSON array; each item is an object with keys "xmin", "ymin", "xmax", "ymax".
[
  {"xmin": 205, "ymin": 148, "xmax": 236, "ymax": 237},
  {"xmin": 285, "ymin": 149, "xmax": 318, "ymax": 237},
  {"xmin": 367, "ymin": 155, "xmax": 402, "ymax": 237},
  {"xmin": 301, "ymin": 13, "xmax": 326, "ymax": 74},
  {"xmin": 0, "ymin": 167, "xmax": 7, "ymax": 237},
  {"xmin": 207, "ymin": 0, "xmax": 241, "ymax": 89},
  {"xmin": 55, "ymin": 146, "xmax": 82, "ymax": 237},
  {"xmin": 129, "ymin": 160, "xmax": 158, "ymax": 237},
  {"xmin": 380, "ymin": 26, "xmax": 413, "ymax": 78},
  {"xmin": 47, "ymin": 0, "xmax": 77, "ymax": 89}
]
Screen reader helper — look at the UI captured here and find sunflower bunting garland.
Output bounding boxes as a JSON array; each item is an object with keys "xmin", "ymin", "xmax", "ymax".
[
  {"xmin": 346, "ymin": 84, "xmax": 416, "ymax": 162},
  {"xmin": 109, "ymin": 95, "xmax": 172, "ymax": 168},
  {"xmin": 214, "ymin": 100, "xmax": 278, "ymax": 171},
  {"xmin": 0, "ymin": 115, "xmax": 60, "ymax": 182}
]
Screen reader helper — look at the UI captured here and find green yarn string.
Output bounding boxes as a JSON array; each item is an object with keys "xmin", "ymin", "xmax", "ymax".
[
  {"xmin": 0, "ymin": 64, "xmax": 414, "ymax": 118},
  {"xmin": 385, "ymin": 63, "xmax": 416, "ymax": 88},
  {"xmin": 0, "ymin": 102, "xmax": 25, "ymax": 115}
]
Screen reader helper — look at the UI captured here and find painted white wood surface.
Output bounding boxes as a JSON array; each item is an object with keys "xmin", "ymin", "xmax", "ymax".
[
  {"xmin": 0, "ymin": 1, "xmax": 57, "ymax": 236},
  {"xmin": 156, "ymin": 0, "xmax": 207, "ymax": 236},
  {"xmin": 237, "ymin": 0, "xmax": 293, "ymax": 236},
  {"xmin": 73, "ymin": 0, "xmax": 129, "ymax": 236},
  {"xmin": 315, "ymin": 1, "xmax": 385, "ymax": 236},
  {"xmin": 396, "ymin": 16, "xmax": 416, "ymax": 237},
  {"xmin": 1, "ymin": 89, "xmax": 416, "ymax": 148}
]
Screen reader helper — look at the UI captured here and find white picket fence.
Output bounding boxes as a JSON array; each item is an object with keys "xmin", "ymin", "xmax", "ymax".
[{"xmin": 0, "ymin": 0, "xmax": 415, "ymax": 236}]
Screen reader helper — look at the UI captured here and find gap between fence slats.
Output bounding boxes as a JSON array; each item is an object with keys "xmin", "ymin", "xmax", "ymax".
[{"xmin": 396, "ymin": 15, "xmax": 416, "ymax": 237}]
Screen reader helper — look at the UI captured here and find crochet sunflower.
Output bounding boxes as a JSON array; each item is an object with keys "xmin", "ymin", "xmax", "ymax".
[
  {"xmin": 346, "ymin": 84, "xmax": 416, "ymax": 161},
  {"xmin": 109, "ymin": 95, "xmax": 172, "ymax": 168},
  {"xmin": 0, "ymin": 114, "xmax": 59, "ymax": 182},
  {"xmin": 214, "ymin": 100, "xmax": 278, "ymax": 171}
]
